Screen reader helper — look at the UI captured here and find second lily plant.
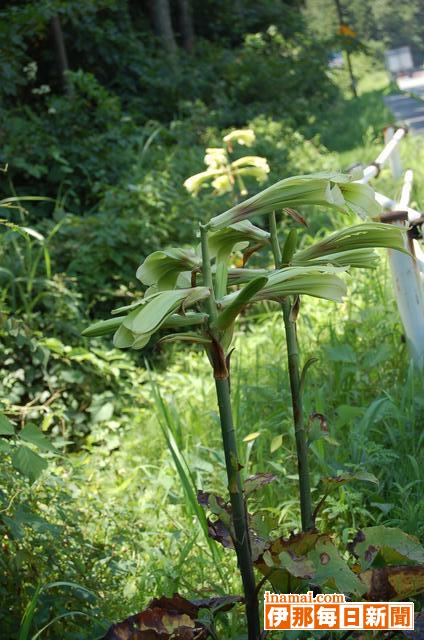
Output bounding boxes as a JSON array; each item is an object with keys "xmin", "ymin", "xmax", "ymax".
[{"xmin": 84, "ymin": 169, "xmax": 406, "ymax": 640}]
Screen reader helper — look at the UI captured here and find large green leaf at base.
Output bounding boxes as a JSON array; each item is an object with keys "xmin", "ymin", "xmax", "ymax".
[{"xmin": 350, "ymin": 526, "xmax": 424, "ymax": 569}]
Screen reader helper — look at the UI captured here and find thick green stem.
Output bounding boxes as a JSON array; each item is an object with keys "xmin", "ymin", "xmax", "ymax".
[
  {"xmin": 215, "ymin": 377, "xmax": 261, "ymax": 640},
  {"xmin": 281, "ymin": 298, "xmax": 313, "ymax": 530},
  {"xmin": 269, "ymin": 210, "xmax": 282, "ymax": 267},
  {"xmin": 199, "ymin": 223, "xmax": 218, "ymax": 322},
  {"xmin": 199, "ymin": 223, "xmax": 261, "ymax": 639},
  {"xmin": 269, "ymin": 212, "xmax": 313, "ymax": 531}
]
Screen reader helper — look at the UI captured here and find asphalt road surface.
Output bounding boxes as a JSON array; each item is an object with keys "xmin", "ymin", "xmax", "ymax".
[{"xmin": 383, "ymin": 74, "xmax": 424, "ymax": 135}]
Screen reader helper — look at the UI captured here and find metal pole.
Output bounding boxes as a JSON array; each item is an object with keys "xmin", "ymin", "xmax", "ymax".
[
  {"xmin": 356, "ymin": 127, "xmax": 407, "ymax": 185},
  {"xmin": 383, "ymin": 126, "xmax": 403, "ymax": 180},
  {"xmin": 385, "ymin": 169, "xmax": 424, "ymax": 368},
  {"xmin": 334, "ymin": 0, "xmax": 357, "ymax": 98}
]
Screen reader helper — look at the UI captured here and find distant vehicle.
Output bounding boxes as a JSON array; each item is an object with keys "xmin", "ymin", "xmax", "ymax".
[{"xmin": 385, "ymin": 46, "xmax": 414, "ymax": 78}]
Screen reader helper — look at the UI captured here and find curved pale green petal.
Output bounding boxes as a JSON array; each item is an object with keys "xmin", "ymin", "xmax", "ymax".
[
  {"xmin": 341, "ymin": 182, "xmax": 381, "ymax": 219},
  {"xmin": 222, "ymin": 266, "xmax": 347, "ymax": 305},
  {"xmin": 163, "ymin": 312, "xmax": 208, "ymax": 328},
  {"xmin": 136, "ymin": 247, "xmax": 200, "ymax": 289},
  {"xmin": 207, "ymin": 172, "xmax": 380, "ymax": 230},
  {"xmin": 294, "ymin": 248, "xmax": 379, "ymax": 269},
  {"xmin": 292, "ymin": 223, "xmax": 406, "ymax": 264},
  {"xmin": 223, "ymin": 129, "xmax": 256, "ymax": 146},
  {"xmin": 227, "ymin": 268, "xmax": 269, "ymax": 284},
  {"xmin": 81, "ymin": 316, "xmax": 125, "ymax": 337},
  {"xmin": 183, "ymin": 169, "xmax": 221, "ymax": 195},
  {"xmin": 208, "ymin": 220, "xmax": 269, "ymax": 297},
  {"xmin": 208, "ymin": 220, "xmax": 269, "ymax": 259},
  {"xmin": 123, "ymin": 287, "xmax": 209, "ymax": 336},
  {"xmin": 113, "ymin": 324, "xmax": 135, "ymax": 348}
]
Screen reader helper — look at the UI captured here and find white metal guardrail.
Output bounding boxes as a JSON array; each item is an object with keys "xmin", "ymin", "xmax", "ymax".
[{"xmin": 355, "ymin": 126, "xmax": 424, "ymax": 367}]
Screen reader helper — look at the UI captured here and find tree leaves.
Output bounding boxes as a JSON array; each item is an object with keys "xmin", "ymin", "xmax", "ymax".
[
  {"xmin": 0, "ymin": 411, "xmax": 15, "ymax": 435},
  {"xmin": 11, "ymin": 445, "xmax": 48, "ymax": 484},
  {"xmin": 20, "ymin": 423, "xmax": 55, "ymax": 452}
]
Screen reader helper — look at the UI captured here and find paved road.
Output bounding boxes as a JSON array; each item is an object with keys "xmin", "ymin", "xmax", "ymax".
[{"xmin": 383, "ymin": 77, "xmax": 424, "ymax": 135}]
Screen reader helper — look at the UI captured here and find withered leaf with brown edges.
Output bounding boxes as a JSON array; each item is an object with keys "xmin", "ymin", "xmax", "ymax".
[{"xmin": 101, "ymin": 593, "xmax": 242, "ymax": 640}]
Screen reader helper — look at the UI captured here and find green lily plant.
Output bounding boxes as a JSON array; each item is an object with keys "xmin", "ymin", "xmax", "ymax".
[{"xmin": 82, "ymin": 170, "xmax": 406, "ymax": 640}]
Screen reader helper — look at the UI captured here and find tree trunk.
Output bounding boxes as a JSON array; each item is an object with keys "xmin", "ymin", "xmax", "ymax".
[
  {"xmin": 149, "ymin": 0, "xmax": 177, "ymax": 55},
  {"xmin": 177, "ymin": 0, "xmax": 194, "ymax": 52},
  {"xmin": 51, "ymin": 15, "xmax": 73, "ymax": 96}
]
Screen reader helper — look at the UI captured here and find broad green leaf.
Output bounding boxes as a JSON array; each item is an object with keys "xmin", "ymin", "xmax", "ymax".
[
  {"xmin": 256, "ymin": 531, "xmax": 323, "ymax": 592},
  {"xmin": 12, "ymin": 445, "xmax": 47, "ymax": 483},
  {"xmin": 308, "ymin": 538, "xmax": 366, "ymax": 595},
  {"xmin": 0, "ymin": 412, "xmax": 15, "ymax": 436},
  {"xmin": 20, "ymin": 423, "xmax": 55, "ymax": 452},
  {"xmin": 213, "ymin": 276, "xmax": 268, "ymax": 330},
  {"xmin": 123, "ymin": 288, "xmax": 208, "ymax": 335},
  {"xmin": 278, "ymin": 551, "xmax": 315, "ymax": 579},
  {"xmin": 350, "ymin": 526, "xmax": 424, "ymax": 569}
]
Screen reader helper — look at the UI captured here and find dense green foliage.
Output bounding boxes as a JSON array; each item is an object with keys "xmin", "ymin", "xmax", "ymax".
[
  {"xmin": 304, "ymin": 0, "xmax": 424, "ymax": 64},
  {"xmin": 1, "ymin": 0, "xmax": 424, "ymax": 638}
]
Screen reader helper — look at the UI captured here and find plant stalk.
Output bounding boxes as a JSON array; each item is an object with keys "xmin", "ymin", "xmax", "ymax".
[
  {"xmin": 215, "ymin": 377, "xmax": 261, "ymax": 640},
  {"xmin": 269, "ymin": 212, "xmax": 313, "ymax": 531},
  {"xmin": 281, "ymin": 298, "xmax": 313, "ymax": 530},
  {"xmin": 199, "ymin": 222, "xmax": 260, "ymax": 639}
]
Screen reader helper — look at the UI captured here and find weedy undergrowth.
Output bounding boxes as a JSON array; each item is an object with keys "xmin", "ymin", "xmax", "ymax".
[{"xmin": 83, "ymin": 153, "xmax": 423, "ymax": 640}]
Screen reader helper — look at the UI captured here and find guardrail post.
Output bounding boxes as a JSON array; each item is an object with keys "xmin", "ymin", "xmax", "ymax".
[
  {"xmin": 384, "ymin": 126, "xmax": 403, "ymax": 180},
  {"xmin": 386, "ymin": 169, "xmax": 424, "ymax": 368}
]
